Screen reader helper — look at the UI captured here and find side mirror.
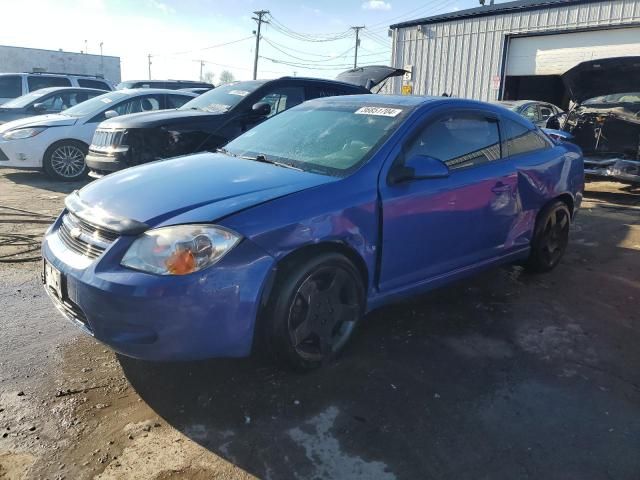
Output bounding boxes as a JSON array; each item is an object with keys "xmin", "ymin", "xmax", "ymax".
[
  {"xmin": 32, "ymin": 103, "xmax": 47, "ymax": 112},
  {"xmin": 390, "ymin": 155, "xmax": 450, "ymax": 184},
  {"xmin": 104, "ymin": 110, "xmax": 119, "ymax": 119},
  {"xmin": 251, "ymin": 102, "xmax": 271, "ymax": 118}
]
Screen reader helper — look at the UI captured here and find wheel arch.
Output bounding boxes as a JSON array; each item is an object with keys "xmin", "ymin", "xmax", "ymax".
[
  {"xmin": 42, "ymin": 138, "xmax": 90, "ymax": 162},
  {"xmin": 259, "ymin": 240, "xmax": 370, "ymax": 311}
]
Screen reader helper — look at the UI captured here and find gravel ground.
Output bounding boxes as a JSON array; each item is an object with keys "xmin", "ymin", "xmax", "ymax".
[{"xmin": 0, "ymin": 167, "xmax": 639, "ymax": 480}]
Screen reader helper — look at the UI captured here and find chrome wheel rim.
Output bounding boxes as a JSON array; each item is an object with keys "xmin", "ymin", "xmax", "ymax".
[
  {"xmin": 50, "ymin": 145, "xmax": 86, "ymax": 178},
  {"xmin": 287, "ymin": 266, "xmax": 360, "ymax": 362},
  {"xmin": 539, "ymin": 208, "xmax": 570, "ymax": 267}
]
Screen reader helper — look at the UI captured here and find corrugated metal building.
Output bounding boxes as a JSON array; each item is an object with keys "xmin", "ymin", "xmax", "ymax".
[{"xmin": 388, "ymin": 0, "xmax": 640, "ymax": 106}]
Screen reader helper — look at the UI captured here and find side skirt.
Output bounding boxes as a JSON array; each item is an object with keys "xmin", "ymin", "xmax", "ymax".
[{"xmin": 366, "ymin": 247, "xmax": 530, "ymax": 311}]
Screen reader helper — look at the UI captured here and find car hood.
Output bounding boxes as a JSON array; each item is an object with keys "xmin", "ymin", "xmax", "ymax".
[
  {"xmin": 75, "ymin": 152, "xmax": 336, "ymax": 230},
  {"xmin": 336, "ymin": 65, "xmax": 407, "ymax": 90},
  {"xmin": 562, "ymin": 56, "xmax": 640, "ymax": 104},
  {"xmin": 0, "ymin": 113, "xmax": 76, "ymax": 133},
  {"xmin": 100, "ymin": 109, "xmax": 223, "ymax": 129}
]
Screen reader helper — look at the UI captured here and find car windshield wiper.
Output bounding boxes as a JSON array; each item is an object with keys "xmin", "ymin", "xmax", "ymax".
[
  {"xmin": 216, "ymin": 147, "xmax": 237, "ymax": 157},
  {"xmin": 241, "ymin": 154, "xmax": 303, "ymax": 171}
]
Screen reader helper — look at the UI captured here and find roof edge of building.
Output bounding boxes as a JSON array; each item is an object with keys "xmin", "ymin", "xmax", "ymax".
[{"xmin": 390, "ymin": 0, "xmax": 610, "ymax": 29}]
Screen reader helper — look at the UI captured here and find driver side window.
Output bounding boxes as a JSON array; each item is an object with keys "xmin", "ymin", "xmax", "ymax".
[
  {"xmin": 405, "ymin": 112, "xmax": 501, "ymax": 171},
  {"xmin": 256, "ymin": 87, "xmax": 305, "ymax": 118}
]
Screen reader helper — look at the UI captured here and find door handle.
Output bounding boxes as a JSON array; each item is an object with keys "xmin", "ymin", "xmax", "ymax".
[{"xmin": 491, "ymin": 183, "xmax": 511, "ymax": 194}]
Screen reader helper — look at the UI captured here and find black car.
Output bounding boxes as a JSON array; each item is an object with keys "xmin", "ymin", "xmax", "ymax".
[
  {"xmin": 0, "ymin": 87, "xmax": 105, "ymax": 124},
  {"xmin": 116, "ymin": 80, "xmax": 215, "ymax": 90},
  {"xmin": 547, "ymin": 57, "xmax": 640, "ymax": 185},
  {"xmin": 86, "ymin": 67, "xmax": 404, "ymax": 177},
  {"xmin": 492, "ymin": 100, "xmax": 563, "ymax": 127}
]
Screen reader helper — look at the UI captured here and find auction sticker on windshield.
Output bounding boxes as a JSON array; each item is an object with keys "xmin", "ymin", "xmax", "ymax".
[
  {"xmin": 229, "ymin": 90, "xmax": 249, "ymax": 97},
  {"xmin": 354, "ymin": 107, "xmax": 403, "ymax": 117}
]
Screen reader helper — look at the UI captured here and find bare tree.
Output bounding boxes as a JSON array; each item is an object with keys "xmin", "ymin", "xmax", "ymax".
[
  {"xmin": 219, "ymin": 70, "xmax": 235, "ymax": 84},
  {"xmin": 203, "ymin": 71, "xmax": 215, "ymax": 84}
]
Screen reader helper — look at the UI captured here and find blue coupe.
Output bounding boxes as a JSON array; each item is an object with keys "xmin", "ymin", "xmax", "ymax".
[{"xmin": 42, "ymin": 95, "xmax": 584, "ymax": 369}]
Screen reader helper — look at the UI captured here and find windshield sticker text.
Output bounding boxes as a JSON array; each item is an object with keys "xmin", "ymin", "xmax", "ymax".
[
  {"xmin": 354, "ymin": 107, "xmax": 403, "ymax": 117},
  {"xmin": 229, "ymin": 90, "xmax": 249, "ymax": 97},
  {"xmin": 101, "ymin": 98, "xmax": 113, "ymax": 103}
]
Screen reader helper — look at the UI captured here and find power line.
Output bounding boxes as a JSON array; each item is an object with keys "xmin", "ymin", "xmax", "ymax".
[
  {"xmin": 268, "ymin": 13, "xmax": 353, "ymax": 42},
  {"xmin": 367, "ymin": 0, "xmax": 459, "ymax": 32},
  {"xmin": 151, "ymin": 36, "xmax": 254, "ymax": 57},
  {"xmin": 263, "ymin": 37, "xmax": 354, "ymax": 64}
]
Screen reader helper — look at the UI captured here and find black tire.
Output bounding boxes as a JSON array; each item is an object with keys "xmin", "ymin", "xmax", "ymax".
[
  {"xmin": 526, "ymin": 200, "xmax": 571, "ymax": 273},
  {"xmin": 264, "ymin": 253, "xmax": 365, "ymax": 371},
  {"xmin": 43, "ymin": 140, "xmax": 88, "ymax": 181}
]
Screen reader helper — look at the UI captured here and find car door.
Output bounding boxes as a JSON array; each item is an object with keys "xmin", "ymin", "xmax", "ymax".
[{"xmin": 378, "ymin": 108, "xmax": 520, "ymax": 291}]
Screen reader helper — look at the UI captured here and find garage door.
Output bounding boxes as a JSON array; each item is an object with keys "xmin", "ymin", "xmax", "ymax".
[{"xmin": 506, "ymin": 27, "xmax": 640, "ymax": 76}]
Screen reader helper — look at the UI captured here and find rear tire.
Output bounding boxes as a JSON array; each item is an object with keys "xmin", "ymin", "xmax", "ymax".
[
  {"xmin": 43, "ymin": 140, "xmax": 88, "ymax": 182},
  {"xmin": 264, "ymin": 253, "xmax": 365, "ymax": 371},
  {"xmin": 526, "ymin": 200, "xmax": 571, "ymax": 273}
]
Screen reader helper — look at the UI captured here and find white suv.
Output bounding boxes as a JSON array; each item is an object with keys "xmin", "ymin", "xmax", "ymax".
[{"xmin": 0, "ymin": 73, "xmax": 114, "ymax": 105}]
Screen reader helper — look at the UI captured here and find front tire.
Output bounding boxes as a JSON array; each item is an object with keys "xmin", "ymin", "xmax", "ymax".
[
  {"xmin": 265, "ymin": 253, "xmax": 365, "ymax": 371},
  {"xmin": 526, "ymin": 200, "xmax": 571, "ymax": 273},
  {"xmin": 43, "ymin": 140, "xmax": 88, "ymax": 181}
]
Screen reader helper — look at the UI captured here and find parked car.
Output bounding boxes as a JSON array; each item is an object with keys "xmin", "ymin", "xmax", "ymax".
[
  {"xmin": 0, "ymin": 89, "xmax": 197, "ymax": 181},
  {"xmin": 0, "ymin": 72, "xmax": 113, "ymax": 105},
  {"xmin": 493, "ymin": 100, "xmax": 563, "ymax": 127},
  {"xmin": 42, "ymin": 95, "xmax": 584, "ymax": 369},
  {"xmin": 116, "ymin": 80, "xmax": 214, "ymax": 90},
  {"xmin": 0, "ymin": 87, "xmax": 105, "ymax": 125},
  {"xmin": 86, "ymin": 67, "xmax": 405, "ymax": 178},
  {"xmin": 547, "ymin": 57, "xmax": 640, "ymax": 185}
]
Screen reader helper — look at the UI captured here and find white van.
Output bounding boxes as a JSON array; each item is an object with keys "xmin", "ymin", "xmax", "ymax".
[{"xmin": 0, "ymin": 73, "xmax": 114, "ymax": 105}]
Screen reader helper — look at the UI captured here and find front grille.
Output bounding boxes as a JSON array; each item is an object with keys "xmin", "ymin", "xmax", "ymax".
[
  {"xmin": 57, "ymin": 212, "xmax": 118, "ymax": 260},
  {"xmin": 91, "ymin": 128, "xmax": 127, "ymax": 151},
  {"xmin": 46, "ymin": 288, "xmax": 92, "ymax": 332}
]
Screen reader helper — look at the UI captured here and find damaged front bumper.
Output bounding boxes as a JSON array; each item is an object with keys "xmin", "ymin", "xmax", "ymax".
[{"xmin": 584, "ymin": 157, "xmax": 640, "ymax": 185}]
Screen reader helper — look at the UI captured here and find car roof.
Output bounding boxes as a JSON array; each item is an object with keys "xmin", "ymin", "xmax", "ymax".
[
  {"xmin": 116, "ymin": 88, "xmax": 199, "ymax": 96},
  {"xmin": 25, "ymin": 86, "xmax": 108, "ymax": 94},
  {"xmin": 305, "ymin": 94, "xmax": 445, "ymax": 108}
]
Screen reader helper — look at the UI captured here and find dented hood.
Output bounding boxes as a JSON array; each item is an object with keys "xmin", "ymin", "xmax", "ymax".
[
  {"xmin": 76, "ymin": 152, "xmax": 336, "ymax": 229},
  {"xmin": 336, "ymin": 66, "xmax": 406, "ymax": 90},
  {"xmin": 562, "ymin": 56, "xmax": 640, "ymax": 104}
]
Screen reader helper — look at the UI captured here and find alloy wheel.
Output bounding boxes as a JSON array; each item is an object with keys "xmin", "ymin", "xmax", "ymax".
[
  {"xmin": 287, "ymin": 266, "xmax": 360, "ymax": 362},
  {"xmin": 539, "ymin": 207, "xmax": 570, "ymax": 267},
  {"xmin": 50, "ymin": 145, "xmax": 86, "ymax": 179}
]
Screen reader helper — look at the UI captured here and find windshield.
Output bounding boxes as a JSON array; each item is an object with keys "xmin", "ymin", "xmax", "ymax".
[
  {"xmin": 2, "ymin": 91, "xmax": 49, "ymax": 108},
  {"xmin": 583, "ymin": 92, "xmax": 640, "ymax": 105},
  {"xmin": 225, "ymin": 102, "xmax": 406, "ymax": 176},
  {"xmin": 180, "ymin": 81, "xmax": 264, "ymax": 113},
  {"xmin": 60, "ymin": 91, "xmax": 129, "ymax": 117}
]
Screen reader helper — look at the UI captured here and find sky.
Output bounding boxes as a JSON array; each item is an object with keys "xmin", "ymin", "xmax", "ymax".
[{"xmin": 0, "ymin": 0, "xmax": 483, "ymax": 83}]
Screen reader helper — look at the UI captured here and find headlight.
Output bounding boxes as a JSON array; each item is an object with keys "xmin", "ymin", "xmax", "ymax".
[
  {"xmin": 2, "ymin": 126, "xmax": 47, "ymax": 140},
  {"xmin": 121, "ymin": 224, "xmax": 241, "ymax": 275}
]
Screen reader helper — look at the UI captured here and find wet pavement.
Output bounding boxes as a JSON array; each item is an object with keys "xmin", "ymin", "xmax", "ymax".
[{"xmin": 0, "ymin": 168, "xmax": 639, "ymax": 479}]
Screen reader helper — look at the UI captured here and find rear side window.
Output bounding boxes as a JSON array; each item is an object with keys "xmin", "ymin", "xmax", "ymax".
[
  {"xmin": 77, "ymin": 79, "xmax": 110, "ymax": 90},
  {"xmin": 166, "ymin": 94, "xmax": 192, "ymax": 108},
  {"xmin": 502, "ymin": 118, "xmax": 550, "ymax": 157},
  {"xmin": 407, "ymin": 112, "xmax": 501, "ymax": 170},
  {"xmin": 0, "ymin": 75, "xmax": 21, "ymax": 98},
  {"xmin": 28, "ymin": 76, "xmax": 72, "ymax": 91}
]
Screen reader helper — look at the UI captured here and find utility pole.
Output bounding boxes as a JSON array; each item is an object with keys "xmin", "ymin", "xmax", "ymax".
[
  {"xmin": 351, "ymin": 26, "xmax": 365, "ymax": 69},
  {"xmin": 99, "ymin": 42, "xmax": 104, "ymax": 76},
  {"xmin": 252, "ymin": 10, "xmax": 269, "ymax": 80},
  {"xmin": 199, "ymin": 60, "xmax": 205, "ymax": 81},
  {"xmin": 147, "ymin": 54, "xmax": 152, "ymax": 80}
]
